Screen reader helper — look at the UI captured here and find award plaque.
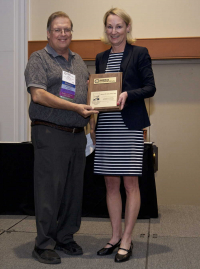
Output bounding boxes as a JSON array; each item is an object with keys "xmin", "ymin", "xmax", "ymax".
[{"xmin": 87, "ymin": 72, "xmax": 122, "ymax": 111}]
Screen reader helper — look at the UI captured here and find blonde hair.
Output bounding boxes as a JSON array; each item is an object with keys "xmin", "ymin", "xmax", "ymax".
[
  {"xmin": 101, "ymin": 8, "xmax": 135, "ymax": 45},
  {"xmin": 47, "ymin": 11, "xmax": 73, "ymax": 32}
]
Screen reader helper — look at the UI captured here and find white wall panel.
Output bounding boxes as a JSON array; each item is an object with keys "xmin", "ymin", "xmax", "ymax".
[
  {"xmin": 0, "ymin": 51, "xmax": 14, "ymax": 141},
  {"xmin": 0, "ymin": 0, "xmax": 28, "ymax": 142},
  {"xmin": 0, "ymin": 0, "xmax": 14, "ymax": 51}
]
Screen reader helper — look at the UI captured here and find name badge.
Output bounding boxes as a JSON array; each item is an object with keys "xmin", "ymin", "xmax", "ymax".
[{"xmin": 59, "ymin": 71, "xmax": 76, "ymax": 102}]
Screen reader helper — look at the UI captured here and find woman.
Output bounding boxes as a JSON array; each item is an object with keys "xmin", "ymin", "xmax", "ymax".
[{"xmin": 90, "ymin": 8, "xmax": 156, "ymax": 263}]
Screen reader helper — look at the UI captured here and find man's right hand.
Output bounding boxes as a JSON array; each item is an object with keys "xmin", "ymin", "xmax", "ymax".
[{"xmin": 75, "ymin": 104, "xmax": 99, "ymax": 118}]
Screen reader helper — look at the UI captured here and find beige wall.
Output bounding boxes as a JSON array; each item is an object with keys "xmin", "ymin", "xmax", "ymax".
[
  {"xmin": 29, "ymin": 0, "xmax": 200, "ymax": 40},
  {"xmin": 28, "ymin": 1, "xmax": 200, "ymax": 206},
  {"xmin": 151, "ymin": 60, "xmax": 200, "ymax": 205}
]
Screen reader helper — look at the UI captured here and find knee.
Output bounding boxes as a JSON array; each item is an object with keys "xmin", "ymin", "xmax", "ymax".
[
  {"xmin": 124, "ymin": 177, "xmax": 139, "ymax": 195},
  {"xmin": 105, "ymin": 177, "xmax": 120, "ymax": 195}
]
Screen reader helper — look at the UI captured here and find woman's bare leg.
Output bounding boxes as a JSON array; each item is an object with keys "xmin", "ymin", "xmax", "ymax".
[
  {"xmin": 104, "ymin": 176, "xmax": 122, "ymax": 247},
  {"xmin": 118, "ymin": 176, "xmax": 140, "ymax": 254}
]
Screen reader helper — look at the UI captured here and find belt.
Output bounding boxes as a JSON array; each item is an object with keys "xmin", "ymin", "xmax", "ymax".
[{"xmin": 31, "ymin": 120, "xmax": 84, "ymax": 133}]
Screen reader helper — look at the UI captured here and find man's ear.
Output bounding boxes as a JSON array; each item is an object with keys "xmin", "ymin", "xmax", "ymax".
[{"xmin": 47, "ymin": 31, "xmax": 50, "ymax": 39}]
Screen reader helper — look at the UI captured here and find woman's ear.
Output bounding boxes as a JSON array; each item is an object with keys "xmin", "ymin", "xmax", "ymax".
[{"xmin": 127, "ymin": 23, "xmax": 131, "ymax": 33}]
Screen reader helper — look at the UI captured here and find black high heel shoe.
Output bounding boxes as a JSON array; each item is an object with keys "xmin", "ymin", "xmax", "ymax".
[
  {"xmin": 97, "ymin": 239, "xmax": 121, "ymax": 256},
  {"xmin": 114, "ymin": 241, "xmax": 133, "ymax": 262}
]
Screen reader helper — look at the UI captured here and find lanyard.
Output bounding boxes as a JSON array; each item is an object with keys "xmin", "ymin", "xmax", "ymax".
[{"xmin": 55, "ymin": 56, "xmax": 74, "ymax": 75}]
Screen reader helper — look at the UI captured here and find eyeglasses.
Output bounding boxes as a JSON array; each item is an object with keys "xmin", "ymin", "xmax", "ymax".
[{"xmin": 50, "ymin": 28, "xmax": 73, "ymax": 34}]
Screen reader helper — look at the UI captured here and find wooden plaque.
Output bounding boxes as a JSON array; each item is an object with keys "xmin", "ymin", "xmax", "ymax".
[{"xmin": 87, "ymin": 72, "xmax": 122, "ymax": 111}]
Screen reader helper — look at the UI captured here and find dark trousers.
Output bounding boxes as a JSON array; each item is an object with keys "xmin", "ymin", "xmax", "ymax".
[{"xmin": 31, "ymin": 125, "xmax": 87, "ymax": 249}]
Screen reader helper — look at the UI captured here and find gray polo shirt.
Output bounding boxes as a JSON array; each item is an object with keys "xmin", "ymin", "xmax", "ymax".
[{"xmin": 25, "ymin": 44, "xmax": 90, "ymax": 127}]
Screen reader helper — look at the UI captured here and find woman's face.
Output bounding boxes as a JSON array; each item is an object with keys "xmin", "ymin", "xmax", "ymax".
[{"xmin": 105, "ymin": 14, "xmax": 130, "ymax": 47}]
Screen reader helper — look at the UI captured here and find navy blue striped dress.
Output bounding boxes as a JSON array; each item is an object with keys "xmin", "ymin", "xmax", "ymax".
[{"xmin": 94, "ymin": 52, "xmax": 144, "ymax": 176}]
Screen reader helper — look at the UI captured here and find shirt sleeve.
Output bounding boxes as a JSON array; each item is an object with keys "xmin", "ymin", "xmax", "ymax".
[{"xmin": 24, "ymin": 52, "xmax": 48, "ymax": 93}]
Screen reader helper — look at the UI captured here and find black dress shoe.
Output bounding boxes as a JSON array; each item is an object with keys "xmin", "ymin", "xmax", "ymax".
[
  {"xmin": 115, "ymin": 241, "xmax": 133, "ymax": 263},
  {"xmin": 97, "ymin": 239, "xmax": 121, "ymax": 256},
  {"xmin": 55, "ymin": 241, "xmax": 83, "ymax": 255},
  {"xmin": 32, "ymin": 246, "xmax": 61, "ymax": 264}
]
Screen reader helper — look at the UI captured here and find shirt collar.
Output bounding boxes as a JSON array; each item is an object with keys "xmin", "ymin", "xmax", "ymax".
[{"xmin": 45, "ymin": 43, "xmax": 75, "ymax": 58}]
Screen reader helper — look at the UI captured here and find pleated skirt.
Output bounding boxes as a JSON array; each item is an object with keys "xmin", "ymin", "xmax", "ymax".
[{"xmin": 94, "ymin": 112, "xmax": 144, "ymax": 176}]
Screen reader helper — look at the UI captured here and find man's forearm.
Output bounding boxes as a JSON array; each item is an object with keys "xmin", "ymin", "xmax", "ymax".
[
  {"xmin": 30, "ymin": 87, "xmax": 99, "ymax": 118},
  {"xmin": 30, "ymin": 87, "xmax": 78, "ymax": 112}
]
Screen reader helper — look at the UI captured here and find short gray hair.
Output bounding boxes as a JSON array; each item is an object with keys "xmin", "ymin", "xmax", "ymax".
[{"xmin": 47, "ymin": 11, "xmax": 73, "ymax": 32}]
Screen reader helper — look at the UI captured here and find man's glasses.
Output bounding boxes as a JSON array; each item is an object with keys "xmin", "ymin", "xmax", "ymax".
[{"xmin": 50, "ymin": 28, "xmax": 73, "ymax": 34}]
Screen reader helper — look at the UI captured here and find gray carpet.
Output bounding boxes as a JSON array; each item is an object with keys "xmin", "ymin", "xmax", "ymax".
[{"xmin": 0, "ymin": 205, "xmax": 200, "ymax": 268}]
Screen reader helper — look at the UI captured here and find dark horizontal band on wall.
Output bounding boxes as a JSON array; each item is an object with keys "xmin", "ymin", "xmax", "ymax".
[{"xmin": 28, "ymin": 37, "xmax": 200, "ymax": 60}]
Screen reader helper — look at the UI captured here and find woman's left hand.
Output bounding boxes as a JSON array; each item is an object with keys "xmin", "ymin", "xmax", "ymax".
[{"xmin": 117, "ymin": 92, "xmax": 128, "ymax": 110}]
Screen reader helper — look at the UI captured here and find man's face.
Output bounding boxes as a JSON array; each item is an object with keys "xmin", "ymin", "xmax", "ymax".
[{"xmin": 47, "ymin": 17, "xmax": 72, "ymax": 54}]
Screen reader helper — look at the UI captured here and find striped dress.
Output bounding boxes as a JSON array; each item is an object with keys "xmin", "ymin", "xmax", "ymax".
[{"xmin": 94, "ymin": 52, "xmax": 144, "ymax": 176}]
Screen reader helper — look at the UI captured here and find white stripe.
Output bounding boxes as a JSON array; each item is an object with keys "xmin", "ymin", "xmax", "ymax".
[
  {"xmin": 96, "ymin": 142, "xmax": 143, "ymax": 144},
  {"xmin": 95, "ymin": 157, "xmax": 143, "ymax": 163},
  {"xmin": 106, "ymin": 61, "xmax": 121, "ymax": 64},
  {"xmin": 97, "ymin": 125, "xmax": 128, "ymax": 128},
  {"xmin": 95, "ymin": 128, "xmax": 136, "ymax": 133},
  {"xmin": 94, "ymin": 160, "xmax": 142, "ymax": 163},
  {"xmin": 96, "ymin": 148, "xmax": 144, "ymax": 151},
  {"xmin": 95, "ymin": 171, "xmax": 142, "ymax": 176},
  {"xmin": 108, "ymin": 60, "xmax": 122, "ymax": 62},
  {"xmin": 97, "ymin": 139, "xmax": 143, "ymax": 143},
  {"xmin": 107, "ymin": 63, "xmax": 120, "ymax": 65},
  {"xmin": 96, "ymin": 139, "xmax": 143, "ymax": 141},
  {"xmin": 94, "ymin": 166, "xmax": 142, "ymax": 169},
  {"xmin": 98, "ymin": 117, "xmax": 123, "ymax": 120},
  {"xmin": 106, "ymin": 66, "xmax": 120, "ymax": 68},
  {"xmin": 96, "ymin": 135, "xmax": 143, "ymax": 138},
  {"xmin": 98, "ymin": 118, "xmax": 124, "ymax": 120},
  {"xmin": 96, "ymin": 143, "xmax": 143, "ymax": 146},
  {"xmin": 96, "ymin": 137, "xmax": 143, "ymax": 139},
  {"xmin": 109, "ymin": 55, "xmax": 123, "ymax": 58},
  {"xmin": 95, "ymin": 149, "xmax": 143, "ymax": 152},
  {"xmin": 109, "ymin": 56, "xmax": 123, "ymax": 57},
  {"xmin": 94, "ymin": 169, "xmax": 142, "ymax": 172},
  {"xmin": 95, "ymin": 155, "xmax": 143, "ymax": 158},
  {"xmin": 96, "ymin": 135, "xmax": 143, "ymax": 137},
  {"xmin": 94, "ymin": 163, "xmax": 142, "ymax": 166},
  {"xmin": 96, "ymin": 133, "xmax": 143, "ymax": 135},
  {"xmin": 95, "ymin": 149, "xmax": 143, "ymax": 153}
]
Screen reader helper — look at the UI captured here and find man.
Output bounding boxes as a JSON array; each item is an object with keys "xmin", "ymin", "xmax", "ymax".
[{"xmin": 25, "ymin": 11, "xmax": 98, "ymax": 264}]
